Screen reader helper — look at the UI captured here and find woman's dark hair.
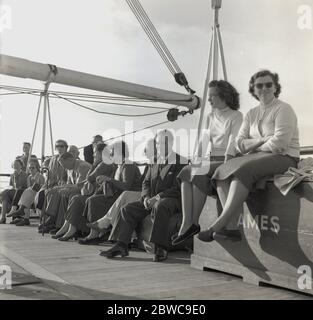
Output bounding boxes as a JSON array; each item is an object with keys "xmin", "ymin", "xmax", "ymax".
[
  {"xmin": 209, "ymin": 80, "xmax": 240, "ymax": 110},
  {"xmin": 12, "ymin": 158, "xmax": 24, "ymax": 169},
  {"xmin": 95, "ymin": 142, "xmax": 107, "ymax": 153},
  {"xmin": 28, "ymin": 159, "xmax": 40, "ymax": 172},
  {"xmin": 249, "ymin": 69, "xmax": 281, "ymax": 101}
]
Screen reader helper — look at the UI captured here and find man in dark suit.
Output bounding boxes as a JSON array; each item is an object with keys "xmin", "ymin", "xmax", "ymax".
[
  {"xmin": 100, "ymin": 129, "xmax": 187, "ymax": 262},
  {"xmin": 83, "ymin": 135, "xmax": 103, "ymax": 165}
]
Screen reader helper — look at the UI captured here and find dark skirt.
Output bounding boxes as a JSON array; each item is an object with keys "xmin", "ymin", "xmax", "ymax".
[
  {"xmin": 66, "ymin": 195, "xmax": 89, "ymax": 233},
  {"xmin": 177, "ymin": 157, "xmax": 224, "ymax": 195},
  {"xmin": 212, "ymin": 152, "xmax": 298, "ymax": 191}
]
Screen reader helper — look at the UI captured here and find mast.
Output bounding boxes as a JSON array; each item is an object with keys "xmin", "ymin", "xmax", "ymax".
[{"xmin": 0, "ymin": 54, "xmax": 200, "ymax": 110}]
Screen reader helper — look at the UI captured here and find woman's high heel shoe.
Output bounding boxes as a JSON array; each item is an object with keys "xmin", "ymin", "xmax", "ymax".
[
  {"xmin": 51, "ymin": 233, "xmax": 65, "ymax": 239},
  {"xmin": 58, "ymin": 232, "xmax": 80, "ymax": 242},
  {"xmin": 197, "ymin": 228, "xmax": 215, "ymax": 242},
  {"xmin": 172, "ymin": 224, "xmax": 201, "ymax": 246}
]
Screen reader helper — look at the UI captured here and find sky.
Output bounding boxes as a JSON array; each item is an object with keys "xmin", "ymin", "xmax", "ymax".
[{"xmin": 0, "ymin": 0, "xmax": 313, "ymax": 173}]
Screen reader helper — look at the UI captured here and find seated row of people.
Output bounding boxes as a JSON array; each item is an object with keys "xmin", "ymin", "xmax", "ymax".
[{"xmin": 0, "ymin": 69, "xmax": 300, "ymax": 263}]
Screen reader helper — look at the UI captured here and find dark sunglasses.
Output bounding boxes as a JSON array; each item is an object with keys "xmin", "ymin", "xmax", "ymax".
[
  {"xmin": 55, "ymin": 145, "xmax": 66, "ymax": 148},
  {"xmin": 29, "ymin": 166, "xmax": 36, "ymax": 169},
  {"xmin": 254, "ymin": 82, "xmax": 273, "ymax": 89}
]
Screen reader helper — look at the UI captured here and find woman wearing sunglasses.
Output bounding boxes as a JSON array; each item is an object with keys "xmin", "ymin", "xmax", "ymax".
[{"xmin": 198, "ymin": 69, "xmax": 300, "ymax": 242}]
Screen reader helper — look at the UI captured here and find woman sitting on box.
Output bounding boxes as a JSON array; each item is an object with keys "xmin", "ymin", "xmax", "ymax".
[
  {"xmin": 172, "ymin": 80, "xmax": 243, "ymax": 245},
  {"xmin": 198, "ymin": 69, "xmax": 300, "ymax": 242}
]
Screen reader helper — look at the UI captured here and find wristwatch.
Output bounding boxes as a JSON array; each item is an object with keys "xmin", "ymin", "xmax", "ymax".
[{"xmin": 155, "ymin": 194, "xmax": 161, "ymax": 201}]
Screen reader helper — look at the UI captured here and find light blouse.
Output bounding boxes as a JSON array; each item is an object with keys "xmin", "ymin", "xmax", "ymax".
[{"xmin": 205, "ymin": 107, "xmax": 243, "ymax": 158}]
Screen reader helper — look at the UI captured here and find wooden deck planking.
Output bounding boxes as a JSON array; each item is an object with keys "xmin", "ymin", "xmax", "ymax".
[{"xmin": 0, "ymin": 222, "xmax": 312, "ymax": 300}]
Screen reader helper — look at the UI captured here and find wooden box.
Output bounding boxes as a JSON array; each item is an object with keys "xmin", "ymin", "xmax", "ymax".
[{"xmin": 191, "ymin": 181, "xmax": 313, "ymax": 295}]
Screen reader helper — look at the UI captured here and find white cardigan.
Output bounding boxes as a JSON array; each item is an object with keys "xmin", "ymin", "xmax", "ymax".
[{"xmin": 236, "ymin": 99, "xmax": 300, "ymax": 158}]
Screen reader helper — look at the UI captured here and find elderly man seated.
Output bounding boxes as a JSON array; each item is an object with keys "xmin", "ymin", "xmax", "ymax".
[{"xmin": 100, "ymin": 129, "xmax": 187, "ymax": 262}]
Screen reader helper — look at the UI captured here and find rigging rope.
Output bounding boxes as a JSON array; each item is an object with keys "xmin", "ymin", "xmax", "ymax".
[
  {"xmin": 52, "ymin": 93, "xmax": 169, "ymax": 117},
  {"xmin": 125, "ymin": 0, "xmax": 195, "ymax": 94},
  {"xmin": 0, "ymin": 84, "xmax": 194, "ymax": 104},
  {"xmin": 102, "ymin": 119, "xmax": 171, "ymax": 144}
]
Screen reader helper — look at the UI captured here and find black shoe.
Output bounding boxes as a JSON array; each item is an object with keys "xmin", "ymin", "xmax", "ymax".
[
  {"xmin": 0, "ymin": 218, "xmax": 6, "ymax": 224},
  {"xmin": 15, "ymin": 218, "xmax": 30, "ymax": 226},
  {"xmin": 99, "ymin": 243, "xmax": 129, "ymax": 258},
  {"xmin": 172, "ymin": 224, "xmax": 201, "ymax": 246},
  {"xmin": 51, "ymin": 233, "xmax": 65, "ymax": 239},
  {"xmin": 58, "ymin": 232, "xmax": 80, "ymax": 242},
  {"xmin": 78, "ymin": 237, "xmax": 102, "ymax": 245},
  {"xmin": 153, "ymin": 246, "xmax": 168, "ymax": 262},
  {"xmin": 38, "ymin": 225, "xmax": 55, "ymax": 234},
  {"xmin": 49, "ymin": 228, "xmax": 60, "ymax": 235},
  {"xmin": 197, "ymin": 228, "xmax": 215, "ymax": 242},
  {"xmin": 213, "ymin": 229, "xmax": 242, "ymax": 242},
  {"xmin": 7, "ymin": 208, "xmax": 24, "ymax": 218},
  {"xmin": 10, "ymin": 217, "xmax": 23, "ymax": 225}
]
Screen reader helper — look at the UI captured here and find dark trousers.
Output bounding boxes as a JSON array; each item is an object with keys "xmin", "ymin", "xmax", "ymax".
[
  {"xmin": 36, "ymin": 190, "xmax": 46, "ymax": 210},
  {"xmin": 11, "ymin": 189, "xmax": 24, "ymax": 206},
  {"xmin": 66, "ymin": 195, "xmax": 89, "ymax": 233},
  {"xmin": 111, "ymin": 198, "xmax": 180, "ymax": 249}
]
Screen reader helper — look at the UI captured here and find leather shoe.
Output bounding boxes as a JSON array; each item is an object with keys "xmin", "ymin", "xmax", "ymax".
[
  {"xmin": 7, "ymin": 209, "xmax": 24, "ymax": 218},
  {"xmin": 38, "ymin": 225, "xmax": 55, "ymax": 234},
  {"xmin": 49, "ymin": 228, "xmax": 60, "ymax": 235},
  {"xmin": 172, "ymin": 224, "xmax": 200, "ymax": 246},
  {"xmin": 213, "ymin": 229, "xmax": 242, "ymax": 242},
  {"xmin": 15, "ymin": 218, "xmax": 30, "ymax": 226},
  {"xmin": 10, "ymin": 217, "xmax": 23, "ymax": 225},
  {"xmin": 78, "ymin": 237, "xmax": 102, "ymax": 245},
  {"xmin": 99, "ymin": 243, "xmax": 129, "ymax": 258},
  {"xmin": 197, "ymin": 228, "xmax": 215, "ymax": 242},
  {"xmin": 153, "ymin": 246, "xmax": 168, "ymax": 262},
  {"xmin": 51, "ymin": 233, "xmax": 65, "ymax": 239}
]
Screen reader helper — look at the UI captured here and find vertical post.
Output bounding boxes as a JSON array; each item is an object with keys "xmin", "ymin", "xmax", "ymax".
[
  {"xmin": 41, "ymin": 84, "xmax": 49, "ymax": 162},
  {"xmin": 212, "ymin": 5, "xmax": 220, "ymax": 80},
  {"xmin": 217, "ymin": 26, "xmax": 228, "ymax": 81},
  {"xmin": 47, "ymin": 95, "xmax": 54, "ymax": 156},
  {"xmin": 193, "ymin": 0, "xmax": 225, "ymax": 160},
  {"xmin": 27, "ymin": 93, "xmax": 43, "ymax": 169},
  {"xmin": 193, "ymin": 30, "xmax": 214, "ymax": 157}
]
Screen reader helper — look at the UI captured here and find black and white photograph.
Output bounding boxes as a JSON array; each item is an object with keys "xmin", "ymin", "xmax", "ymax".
[{"xmin": 0, "ymin": 0, "xmax": 313, "ymax": 306}]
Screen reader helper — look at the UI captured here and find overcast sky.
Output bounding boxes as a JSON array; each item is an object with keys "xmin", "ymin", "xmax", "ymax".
[{"xmin": 0, "ymin": 0, "xmax": 312, "ymax": 173}]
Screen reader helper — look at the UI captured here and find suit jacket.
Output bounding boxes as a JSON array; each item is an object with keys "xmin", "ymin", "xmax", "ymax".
[
  {"xmin": 141, "ymin": 153, "xmax": 187, "ymax": 201},
  {"xmin": 45, "ymin": 155, "xmax": 67, "ymax": 189},
  {"xmin": 83, "ymin": 144, "xmax": 94, "ymax": 165},
  {"xmin": 110, "ymin": 162, "xmax": 142, "ymax": 193}
]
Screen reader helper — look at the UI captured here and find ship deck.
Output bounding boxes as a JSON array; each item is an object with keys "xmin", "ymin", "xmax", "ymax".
[{"xmin": 0, "ymin": 220, "xmax": 311, "ymax": 300}]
